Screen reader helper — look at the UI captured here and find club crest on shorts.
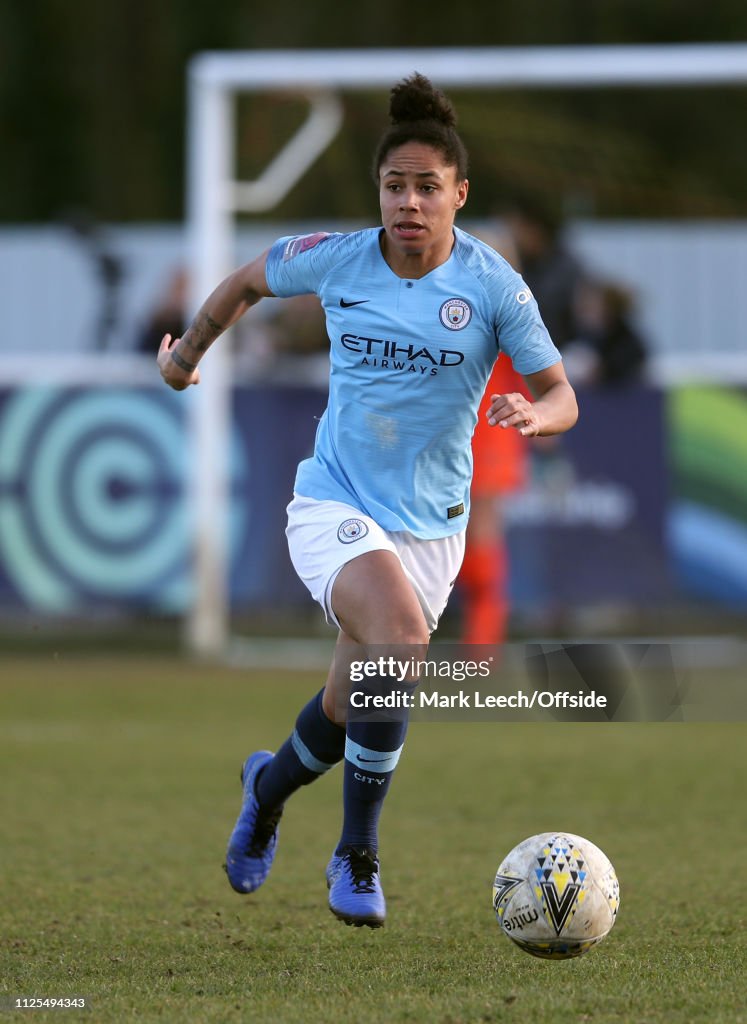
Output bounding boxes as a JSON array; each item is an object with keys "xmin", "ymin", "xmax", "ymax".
[
  {"xmin": 337, "ymin": 518, "xmax": 369, "ymax": 544},
  {"xmin": 440, "ymin": 297, "xmax": 472, "ymax": 331}
]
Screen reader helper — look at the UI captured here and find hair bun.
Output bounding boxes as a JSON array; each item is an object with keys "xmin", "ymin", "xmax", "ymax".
[{"xmin": 389, "ymin": 73, "xmax": 457, "ymax": 128}]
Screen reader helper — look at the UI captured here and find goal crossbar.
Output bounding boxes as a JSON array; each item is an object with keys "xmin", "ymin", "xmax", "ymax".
[{"xmin": 190, "ymin": 43, "xmax": 747, "ymax": 90}]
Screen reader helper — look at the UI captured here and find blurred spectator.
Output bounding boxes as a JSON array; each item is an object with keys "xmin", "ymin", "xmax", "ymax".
[
  {"xmin": 136, "ymin": 267, "xmax": 188, "ymax": 354},
  {"xmin": 563, "ymin": 278, "xmax": 647, "ymax": 387},
  {"xmin": 502, "ymin": 195, "xmax": 587, "ymax": 349},
  {"xmin": 502, "ymin": 196, "xmax": 648, "ymax": 387}
]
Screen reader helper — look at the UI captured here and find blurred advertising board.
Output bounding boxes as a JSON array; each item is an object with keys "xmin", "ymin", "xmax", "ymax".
[{"xmin": 0, "ymin": 384, "xmax": 744, "ymax": 617}]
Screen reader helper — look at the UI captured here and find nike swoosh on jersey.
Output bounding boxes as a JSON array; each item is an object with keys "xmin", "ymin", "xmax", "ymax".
[{"xmin": 339, "ymin": 298, "xmax": 370, "ymax": 308}]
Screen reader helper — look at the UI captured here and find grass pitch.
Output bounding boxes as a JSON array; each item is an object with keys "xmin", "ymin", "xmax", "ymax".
[{"xmin": 0, "ymin": 656, "xmax": 745, "ymax": 1023}]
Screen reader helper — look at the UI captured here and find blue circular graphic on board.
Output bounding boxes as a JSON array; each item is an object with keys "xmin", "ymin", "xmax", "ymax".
[{"xmin": 0, "ymin": 387, "xmax": 249, "ymax": 611}]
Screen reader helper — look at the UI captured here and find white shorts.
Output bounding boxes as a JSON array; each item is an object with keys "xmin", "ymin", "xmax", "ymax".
[{"xmin": 286, "ymin": 494, "xmax": 465, "ymax": 633}]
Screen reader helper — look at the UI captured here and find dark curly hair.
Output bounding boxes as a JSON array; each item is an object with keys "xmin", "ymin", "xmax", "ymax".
[{"xmin": 372, "ymin": 73, "xmax": 469, "ymax": 182}]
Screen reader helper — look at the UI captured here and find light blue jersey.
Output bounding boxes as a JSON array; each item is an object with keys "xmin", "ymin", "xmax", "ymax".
[{"xmin": 265, "ymin": 226, "xmax": 561, "ymax": 539}]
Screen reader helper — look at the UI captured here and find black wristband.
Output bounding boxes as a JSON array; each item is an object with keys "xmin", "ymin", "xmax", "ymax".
[{"xmin": 171, "ymin": 350, "xmax": 197, "ymax": 372}]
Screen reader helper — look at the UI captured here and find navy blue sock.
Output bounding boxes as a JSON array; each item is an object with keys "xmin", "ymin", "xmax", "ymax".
[
  {"xmin": 256, "ymin": 688, "xmax": 345, "ymax": 811},
  {"xmin": 337, "ymin": 676, "xmax": 414, "ymax": 853}
]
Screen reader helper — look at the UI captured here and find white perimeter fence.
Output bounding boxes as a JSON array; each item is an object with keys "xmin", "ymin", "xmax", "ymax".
[{"xmin": 2, "ymin": 219, "xmax": 747, "ymax": 385}]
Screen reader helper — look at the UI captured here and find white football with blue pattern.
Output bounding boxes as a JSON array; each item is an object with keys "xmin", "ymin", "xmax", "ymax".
[{"xmin": 492, "ymin": 831, "xmax": 620, "ymax": 960}]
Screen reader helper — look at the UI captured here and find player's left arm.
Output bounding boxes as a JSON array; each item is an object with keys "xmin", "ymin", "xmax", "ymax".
[{"xmin": 486, "ymin": 361, "xmax": 578, "ymax": 437}]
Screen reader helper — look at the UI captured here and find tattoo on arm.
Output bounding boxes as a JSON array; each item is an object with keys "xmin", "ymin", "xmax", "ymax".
[
  {"xmin": 170, "ymin": 350, "xmax": 197, "ymax": 372},
  {"xmin": 183, "ymin": 311, "xmax": 225, "ymax": 355}
]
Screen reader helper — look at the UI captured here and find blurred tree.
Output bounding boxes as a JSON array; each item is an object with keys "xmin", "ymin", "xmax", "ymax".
[{"xmin": 1, "ymin": 0, "xmax": 747, "ymax": 222}]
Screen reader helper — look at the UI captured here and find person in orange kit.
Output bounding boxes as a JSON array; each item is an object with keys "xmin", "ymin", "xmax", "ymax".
[{"xmin": 459, "ymin": 354, "xmax": 530, "ymax": 646}]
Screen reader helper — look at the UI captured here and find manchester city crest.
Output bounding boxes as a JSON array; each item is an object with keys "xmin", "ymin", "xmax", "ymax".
[
  {"xmin": 337, "ymin": 518, "xmax": 369, "ymax": 544},
  {"xmin": 439, "ymin": 297, "xmax": 472, "ymax": 331}
]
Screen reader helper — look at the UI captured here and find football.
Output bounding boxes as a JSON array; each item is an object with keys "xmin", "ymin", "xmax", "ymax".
[{"xmin": 492, "ymin": 832, "xmax": 620, "ymax": 960}]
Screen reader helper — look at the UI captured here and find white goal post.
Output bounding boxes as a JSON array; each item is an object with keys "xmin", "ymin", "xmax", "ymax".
[{"xmin": 186, "ymin": 43, "xmax": 747, "ymax": 658}]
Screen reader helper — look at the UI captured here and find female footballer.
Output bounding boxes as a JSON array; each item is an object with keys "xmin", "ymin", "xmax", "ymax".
[{"xmin": 158, "ymin": 73, "xmax": 578, "ymax": 927}]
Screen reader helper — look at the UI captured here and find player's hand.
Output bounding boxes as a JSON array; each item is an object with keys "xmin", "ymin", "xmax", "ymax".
[
  {"xmin": 486, "ymin": 392, "xmax": 541, "ymax": 437},
  {"xmin": 157, "ymin": 334, "xmax": 201, "ymax": 391}
]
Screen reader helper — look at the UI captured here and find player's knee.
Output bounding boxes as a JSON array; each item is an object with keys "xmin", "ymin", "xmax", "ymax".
[
  {"xmin": 390, "ymin": 620, "xmax": 430, "ymax": 649},
  {"xmin": 336, "ymin": 591, "xmax": 429, "ymax": 647},
  {"xmin": 365, "ymin": 604, "xmax": 429, "ymax": 648}
]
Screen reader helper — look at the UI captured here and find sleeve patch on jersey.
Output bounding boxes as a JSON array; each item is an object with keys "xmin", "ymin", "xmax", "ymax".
[{"xmin": 283, "ymin": 232, "xmax": 330, "ymax": 262}]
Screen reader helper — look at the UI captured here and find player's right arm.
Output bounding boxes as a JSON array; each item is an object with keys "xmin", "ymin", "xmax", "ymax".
[{"xmin": 157, "ymin": 250, "xmax": 274, "ymax": 391}]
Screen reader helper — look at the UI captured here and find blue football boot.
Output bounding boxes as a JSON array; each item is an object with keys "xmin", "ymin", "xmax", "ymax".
[
  {"xmin": 326, "ymin": 846, "xmax": 386, "ymax": 927},
  {"xmin": 225, "ymin": 751, "xmax": 282, "ymax": 894}
]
